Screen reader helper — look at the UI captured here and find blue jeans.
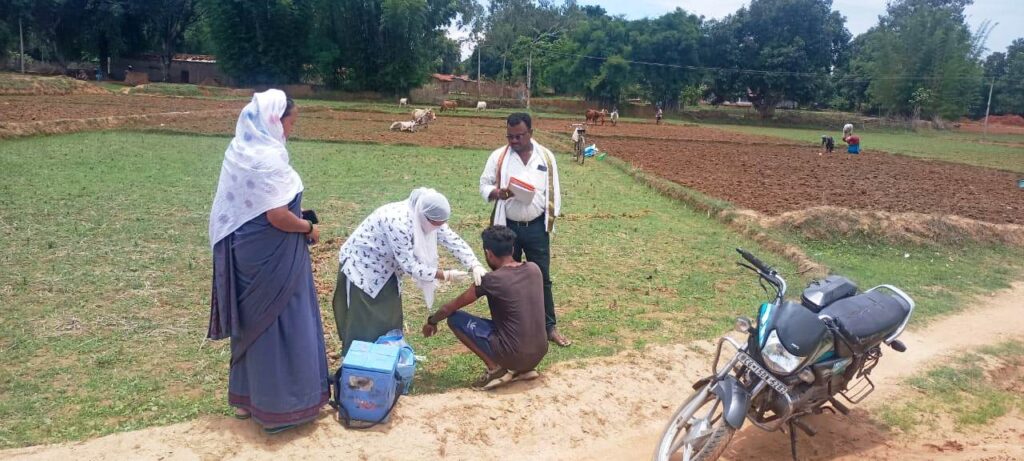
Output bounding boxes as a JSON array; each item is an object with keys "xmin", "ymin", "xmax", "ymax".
[{"xmin": 446, "ymin": 311, "xmax": 497, "ymax": 360}]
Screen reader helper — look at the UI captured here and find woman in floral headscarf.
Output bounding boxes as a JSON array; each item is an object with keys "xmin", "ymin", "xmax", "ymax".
[
  {"xmin": 332, "ymin": 188, "xmax": 487, "ymax": 355},
  {"xmin": 207, "ymin": 89, "xmax": 328, "ymax": 433}
]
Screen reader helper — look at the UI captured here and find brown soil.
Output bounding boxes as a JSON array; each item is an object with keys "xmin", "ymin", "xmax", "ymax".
[
  {"xmin": 4, "ymin": 281, "xmax": 1022, "ymax": 461},
  {"xmin": 763, "ymin": 206, "xmax": 1024, "ymax": 247},
  {"xmin": 0, "ymin": 74, "xmax": 109, "ymax": 96},
  {"xmin": 154, "ymin": 108, "xmax": 512, "ymax": 149},
  {"xmin": 603, "ymin": 137, "xmax": 1024, "ymax": 225},
  {"xmin": 956, "ymin": 117, "xmax": 1024, "ymax": 135},
  {"xmin": 533, "ymin": 119, "xmax": 804, "ymax": 145},
  {"xmin": 0, "ymin": 94, "xmax": 245, "ymax": 123},
  {"xmin": 5, "ymin": 94, "xmax": 1021, "ymax": 227}
]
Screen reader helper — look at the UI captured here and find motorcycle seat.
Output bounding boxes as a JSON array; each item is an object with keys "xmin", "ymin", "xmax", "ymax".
[{"xmin": 821, "ymin": 290, "xmax": 910, "ymax": 351}]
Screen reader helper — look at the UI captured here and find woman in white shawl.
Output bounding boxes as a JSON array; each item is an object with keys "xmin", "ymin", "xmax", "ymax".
[
  {"xmin": 207, "ymin": 89, "xmax": 328, "ymax": 433},
  {"xmin": 332, "ymin": 188, "xmax": 487, "ymax": 354}
]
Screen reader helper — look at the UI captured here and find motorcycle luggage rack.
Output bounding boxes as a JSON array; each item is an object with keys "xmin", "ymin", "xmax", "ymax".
[{"xmin": 839, "ymin": 372, "xmax": 875, "ymax": 404}]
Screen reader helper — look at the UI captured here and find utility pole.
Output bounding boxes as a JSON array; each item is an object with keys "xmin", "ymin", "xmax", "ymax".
[
  {"xmin": 526, "ymin": 49, "xmax": 532, "ymax": 110},
  {"xmin": 983, "ymin": 78, "xmax": 994, "ymax": 139},
  {"xmin": 477, "ymin": 42, "xmax": 482, "ymax": 100},
  {"xmin": 19, "ymin": 17, "xmax": 25, "ymax": 73}
]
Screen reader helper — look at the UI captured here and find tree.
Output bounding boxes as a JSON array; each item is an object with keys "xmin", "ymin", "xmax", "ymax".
[
  {"xmin": 830, "ymin": 32, "xmax": 873, "ymax": 112},
  {"xmin": 312, "ymin": 0, "xmax": 481, "ymax": 93},
  {"xmin": 629, "ymin": 9, "xmax": 701, "ymax": 111},
  {"xmin": 859, "ymin": 0, "xmax": 984, "ymax": 119},
  {"xmin": 140, "ymin": 0, "xmax": 198, "ymax": 82},
  {"xmin": 703, "ymin": 0, "xmax": 850, "ymax": 118},
  {"xmin": 981, "ymin": 39, "xmax": 1024, "ymax": 116},
  {"xmin": 203, "ymin": 0, "xmax": 314, "ymax": 85},
  {"xmin": 541, "ymin": 14, "xmax": 632, "ymax": 104}
]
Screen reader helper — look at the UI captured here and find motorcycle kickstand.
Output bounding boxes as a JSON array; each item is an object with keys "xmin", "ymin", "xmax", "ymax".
[
  {"xmin": 788, "ymin": 419, "xmax": 817, "ymax": 461},
  {"xmin": 788, "ymin": 421, "xmax": 799, "ymax": 461}
]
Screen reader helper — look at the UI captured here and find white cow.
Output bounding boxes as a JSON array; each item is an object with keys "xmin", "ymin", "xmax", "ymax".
[
  {"xmin": 389, "ymin": 121, "xmax": 417, "ymax": 132},
  {"xmin": 399, "ymin": 98, "xmax": 409, "ymax": 107},
  {"xmin": 476, "ymin": 101, "xmax": 487, "ymax": 111},
  {"xmin": 609, "ymin": 110, "xmax": 619, "ymax": 126},
  {"xmin": 412, "ymin": 108, "xmax": 436, "ymax": 130}
]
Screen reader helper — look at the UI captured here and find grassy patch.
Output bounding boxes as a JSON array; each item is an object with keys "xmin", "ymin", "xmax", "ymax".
[
  {"xmin": 0, "ymin": 131, "xmax": 792, "ymax": 447},
  {"xmin": 878, "ymin": 340, "xmax": 1024, "ymax": 432},
  {"xmin": 123, "ymin": 82, "xmax": 250, "ymax": 99},
  {"xmin": 795, "ymin": 238, "xmax": 1023, "ymax": 323},
  {"xmin": 712, "ymin": 124, "xmax": 1024, "ymax": 173}
]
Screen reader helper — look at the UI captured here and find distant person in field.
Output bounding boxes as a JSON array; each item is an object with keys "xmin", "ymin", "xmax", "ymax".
[
  {"xmin": 656, "ymin": 107, "xmax": 664, "ymax": 125},
  {"xmin": 422, "ymin": 226, "xmax": 548, "ymax": 390},
  {"xmin": 821, "ymin": 135, "xmax": 835, "ymax": 154},
  {"xmin": 331, "ymin": 188, "xmax": 486, "ymax": 355},
  {"xmin": 480, "ymin": 113, "xmax": 570, "ymax": 347},
  {"xmin": 207, "ymin": 89, "xmax": 329, "ymax": 434}
]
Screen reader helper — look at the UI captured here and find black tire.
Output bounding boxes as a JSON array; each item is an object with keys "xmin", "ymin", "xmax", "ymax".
[{"xmin": 652, "ymin": 387, "xmax": 736, "ymax": 461}]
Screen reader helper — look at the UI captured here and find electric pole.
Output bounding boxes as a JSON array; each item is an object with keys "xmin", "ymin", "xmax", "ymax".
[
  {"xmin": 983, "ymin": 79, "xmax": 994, "ymax": 139},
  {"xmin": 477, "ymin": 42, "xmax": 482, "ymax": 99},
  {"xmin": 20, "ymin": 17, "xmax": 25, "ymax": 74}
]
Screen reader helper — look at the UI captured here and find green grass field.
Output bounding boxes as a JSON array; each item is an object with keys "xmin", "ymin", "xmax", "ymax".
[
  {"xmin": 1, "ymin": 129, "xmax": 1021, "ymax": 448},
  {"xmin": 879, "ymin": 340, "xmax": 1024, "ymax": 432},
  {"xmin": 714, "ymin": 125, "xmax": 1024, "ymax": 173},
  {"xmin": 0, "ymin": 131, "xmax": 788, "ymax": 447}
]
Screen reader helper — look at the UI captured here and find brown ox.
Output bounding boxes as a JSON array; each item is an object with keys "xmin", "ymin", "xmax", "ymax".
[
  {"xmin": 585, "ymin": 109, "xmax": 606, "ymax": 125},
  {"xmin": 440, "ymin": 100, "xmax": 458, "ymax": 112}
]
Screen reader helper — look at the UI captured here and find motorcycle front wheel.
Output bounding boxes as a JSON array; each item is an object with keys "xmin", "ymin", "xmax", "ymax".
[{"xmin": 652, "ymin": 384, "xmax": 736, "ymax": 461}]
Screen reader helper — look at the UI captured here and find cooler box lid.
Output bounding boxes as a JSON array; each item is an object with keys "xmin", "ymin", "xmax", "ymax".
[{"xmin": 343, "ymin": 341, "xmax": 400, "ymax": 373}]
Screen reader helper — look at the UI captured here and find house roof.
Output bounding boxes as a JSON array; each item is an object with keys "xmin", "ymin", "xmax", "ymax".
[
  {"xmin": 431, "ymin": 73, "xmax": 475, "ymax": 82},
  {"xmin": 127, "ymin": 54, "xmax": 218, "ymax": 64}
]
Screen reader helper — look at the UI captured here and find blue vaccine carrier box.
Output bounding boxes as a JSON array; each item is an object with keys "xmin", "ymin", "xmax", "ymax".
[{"xmin": 340, "ymin": 341, "xmax": 401, "ymax": 423}]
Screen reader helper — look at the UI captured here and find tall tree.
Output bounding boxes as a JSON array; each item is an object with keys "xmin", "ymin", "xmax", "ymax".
[
  {"xmin": 985, "ymin": 39, "xmax": 1024, "ymax": 115},
  {"xmin": 203, "ymin": 0, "xmax": 313, "ymax": 85},
  {"xmin": 541, "ymin": 14, "xmax": 632, "ymax": 104},
  {"xmin": 140, "ymin": 0, "xmax": 198, "ymax": 82},
  {"xmin": 859, "ymin": 0, "xmax": 985, "ymax": 119},
  {"xmin": 629, "ymin": 9, "xmax": 701, "ymax": 111},
  {"xmin": 312, "ymin": 0, "xmax": 480, "ymax": 92},
  {"xmin": 703, "ymin": 0, "xmax": 850, "ymax": 118}
]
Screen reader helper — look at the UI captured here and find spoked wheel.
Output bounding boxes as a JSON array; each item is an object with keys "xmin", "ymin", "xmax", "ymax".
[{"xmin": 652, "ymin": 385, "xmax": 736, "ymax": 461}]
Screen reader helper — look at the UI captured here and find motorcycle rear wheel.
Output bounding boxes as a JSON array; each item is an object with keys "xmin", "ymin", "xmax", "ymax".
[{"xmin": 652, "ymin": 385, "xmax": 736, "ymax": 461}]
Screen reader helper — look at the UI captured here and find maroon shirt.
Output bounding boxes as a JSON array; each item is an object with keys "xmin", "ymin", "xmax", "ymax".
[{"xmin": 475, "ymin": 262, "xmax": 549, "ymax": 371}]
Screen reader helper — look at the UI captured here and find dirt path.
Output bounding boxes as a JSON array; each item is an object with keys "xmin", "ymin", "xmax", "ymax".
[{"xmin": 4, "ymin": 283, "xmax": 1022, "ymax": 461}]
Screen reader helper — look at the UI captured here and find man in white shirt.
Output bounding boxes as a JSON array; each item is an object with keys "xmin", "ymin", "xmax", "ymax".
[{"xmin": 479, "ymin": 113, "xmax": 571, "ymax": 347}]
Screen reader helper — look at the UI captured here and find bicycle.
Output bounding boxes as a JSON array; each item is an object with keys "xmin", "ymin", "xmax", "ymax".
[{"xmin": 570, "ymin": 123, "xmax": 586, "ymax": 165}]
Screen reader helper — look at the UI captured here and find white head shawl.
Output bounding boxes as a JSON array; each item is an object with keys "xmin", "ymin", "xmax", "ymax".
[
  {"xmin": 208, "ymin": 89, "xmax": 303, "ymax": 247},
  {"xmin": 408, "ymin": 188, "xmax": 451, "ymax": 310}
]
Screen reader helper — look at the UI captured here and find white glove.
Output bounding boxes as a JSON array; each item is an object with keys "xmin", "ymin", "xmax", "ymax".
[
  {"xmin": 471, "ymin": 265, "xmax": 488, "ymax": 286},
  {"xmin": 442, "ymin": 269, "xmax": 469, "ymax": 282}
]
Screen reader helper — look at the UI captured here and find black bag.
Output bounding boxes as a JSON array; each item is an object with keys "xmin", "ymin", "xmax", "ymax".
[{"xmin": 801, "ymin": 275, "xmax": 858, "ymax": 312}]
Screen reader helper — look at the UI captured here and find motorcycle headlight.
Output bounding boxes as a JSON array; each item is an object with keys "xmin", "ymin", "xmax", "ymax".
[{"xmin": 761, "ymin": 330, "xmax": 804, "ymax": 375}]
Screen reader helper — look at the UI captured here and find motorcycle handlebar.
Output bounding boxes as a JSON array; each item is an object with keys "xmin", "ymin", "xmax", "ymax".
[{"xmin": 736, "ymin": 248, "xmax": 771, "ymax": 274}]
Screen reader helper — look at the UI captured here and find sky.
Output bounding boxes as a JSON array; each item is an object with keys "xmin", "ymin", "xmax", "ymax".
[{"xmin": 451, "ymin": 0, "xmax": 1022, "ymax": 59}]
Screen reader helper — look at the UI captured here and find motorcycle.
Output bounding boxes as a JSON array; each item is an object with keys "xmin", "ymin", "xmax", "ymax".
[{"xmin": 653, "ymin": 248, "xmax": 915, "ymax": 461}]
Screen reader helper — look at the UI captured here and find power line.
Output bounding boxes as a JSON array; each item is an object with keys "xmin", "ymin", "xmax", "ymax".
[{"xmin": 534, "ymin": 48, "xmax": 992, "ymax": 83}]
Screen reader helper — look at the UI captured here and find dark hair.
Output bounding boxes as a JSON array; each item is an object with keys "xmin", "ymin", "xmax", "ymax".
[
  {"xmin": 281, "ymin": 98, "xmax": 296, "ymax": 120},
  {"xmin": 481, "ymin": 225, "xmax": 516, "ymax": 257},
  {"xmin": 507, "ymin": 112, "xmax": 532, "ymax": 130}
]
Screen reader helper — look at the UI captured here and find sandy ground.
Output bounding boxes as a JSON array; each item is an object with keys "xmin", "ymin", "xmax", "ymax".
[{"xmin": 4, "ymin": 281, "xmax": 1023, "ymax": 461}]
